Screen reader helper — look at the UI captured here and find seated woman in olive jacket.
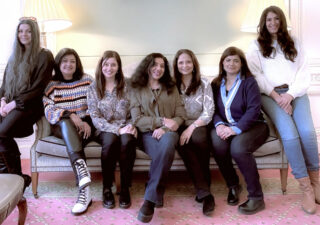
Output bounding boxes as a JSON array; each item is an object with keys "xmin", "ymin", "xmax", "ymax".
[{"xmin": 130, "ymin": 53, "xmax": 186, "ymax": 223}]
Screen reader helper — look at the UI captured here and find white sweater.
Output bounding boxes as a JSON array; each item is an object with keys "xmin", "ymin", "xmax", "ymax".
[{"xmin": 246, "ymin": 38, "xmax": 310, "ymax": 98}]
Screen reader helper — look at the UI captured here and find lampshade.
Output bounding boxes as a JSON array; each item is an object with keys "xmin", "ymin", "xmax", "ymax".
[
  {"xmin": 23, "ymin": 0, "xmax": 72, "ymax": 32},
  {"xmin": 241, "ymin": 0, "xmax": 291, "ymax": 33}
]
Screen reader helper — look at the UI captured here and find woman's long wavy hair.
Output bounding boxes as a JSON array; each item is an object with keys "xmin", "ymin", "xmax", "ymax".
[
  {"xmin": 4, "ymin": 18, "xmax": 41, "ymax": 100},
  {"xmin": 95, "ymin": 50, "xmax": 125, "ymax": 99},
  {"xmin": 130, "ymin": 53, "xmax": 175, "ymax": 93},
  {"xmin": 53, "ymin": 48, "xmax": 84, "ymax": 81},
  {"xmin": 212, "ymin": 47, "xmax": 253, "ymax": 87},
  {"xmin": 257, "ymin": 5, "xmax": 297, "ymax": 62},
  {"xmin": 173, "ymin": 49, "xmax": 201, "ymax": 95}
]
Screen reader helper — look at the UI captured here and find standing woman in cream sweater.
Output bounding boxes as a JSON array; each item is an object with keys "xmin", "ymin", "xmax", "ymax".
[{"xmin": 246, "ymin": 6, "xmax": 320, "ymax": 214}]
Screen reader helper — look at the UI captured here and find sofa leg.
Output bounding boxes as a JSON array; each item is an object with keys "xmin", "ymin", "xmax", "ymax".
[
  {"xmin": 280, "ymin": 168, "xmax": 288, "ymax": 194},
  {"xmin": 31, "ymin": 172, "xmax": 39, "ymax": 198},
  {"xmin": 115, "ymin": 170, "xmax": 121, "ymax": 194},
  {"xmin": 17, "ymin": 196, "xmax": 27, "ymax": 225}
]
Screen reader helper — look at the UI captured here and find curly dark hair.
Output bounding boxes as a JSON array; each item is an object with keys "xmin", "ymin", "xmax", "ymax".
[
  {"xmin": 257, "ymin": 5, "xmax": 297, "ymax": 62},
  {"xmin": 95, "ymin": 50, "xmax": 125, "ymax": 99},
  {"xmin": 53, "ymin": 48, "xmax": 84, "ymax": 81},
  {"xmin": 212, "ymin": 47, "xmax": 253, "ymax": 87},
  {"xmin": 130, "ymin": 53, "xmax": 175, "ymax": 93},
  {"xmin": 173, "ymin": 49, "xmax": 201, "ymax": 95}
]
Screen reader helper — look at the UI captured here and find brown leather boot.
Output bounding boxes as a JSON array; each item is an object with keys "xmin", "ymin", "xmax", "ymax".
[
  {"xmin": 297, "ymin": 177, "xmax": 316, "ymax": 214},
  {"xmin": 308, "ymin": 170, "xmax": 320, "ymax": 204}
]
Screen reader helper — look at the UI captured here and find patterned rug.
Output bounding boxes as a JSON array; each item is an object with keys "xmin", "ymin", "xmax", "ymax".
[{"xmin": 3, "ymin": 173, "xmax": 320, "ymax": 225}]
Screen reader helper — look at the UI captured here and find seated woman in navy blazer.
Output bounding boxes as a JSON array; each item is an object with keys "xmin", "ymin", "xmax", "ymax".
[{"xmin": 210, "ymin": 47, "xmax": 268, "ymax": 215}]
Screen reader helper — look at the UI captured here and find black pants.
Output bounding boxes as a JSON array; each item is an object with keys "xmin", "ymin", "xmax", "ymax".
[
  {"xmin": 98, "ymin": 132, "xmax": 136, "ymax": 190},
  {"xmin": 51, "ymin": 118, "xmax": 95, "ymax": 165},
  {"xmin": 0, "ymin": 108, "xmax": 41, "ymax": 174},
  {"xmin": 177, "ymin": 126, "xmax": 212, "ymax": 199},
  {"xmin": 210, "ymin": 122, "xmax": 269, "ymax": 200}
]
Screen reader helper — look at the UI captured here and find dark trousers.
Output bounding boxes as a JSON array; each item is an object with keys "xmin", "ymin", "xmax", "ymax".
[
  {"xmin": 98, "ymin": 132, "xmax": 136, "ymax": 190},
  {"xmin": 51, "ymin": 118, "xmax": 95, "ymax": 186},
  {"xmin": 141, "ymin": 131, "xmax": 178, "ymax": 205},
  {"xmin": 210, "ymin": 122, "xmax": 269, "ymax": 200},
  {"xmin": 177, "ymin": 126, "xmax": 212, "ymax": 199},
  {"xmin": 0, "ymin": 108, "xmax": 41, "ymax": 174},
  {"xmin": 51, "ymin": 118, "xmax": 94, "ymax": 165}
]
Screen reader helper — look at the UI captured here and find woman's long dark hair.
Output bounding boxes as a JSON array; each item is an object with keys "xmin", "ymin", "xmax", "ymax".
[
  {"xmin": 130, "ymin": 53, "xmax": 175, "ymax": 93},
  {"xmin": 212, "ymin": 47, "xmax": 253, "ymax": 87},
  {"xmin": 53, "ymin": 48, "xmax": 84, "ymax": 81},
  {"xmin": 4, "ymin": 18, "xmax": 41, "ymax": 100},
  {"xmin": 257, "ymin": 5, "xmax": 297, "ymax": 62},
  {"xmin": 173, "ymin": 49, "xmax": 201, "ymax": 95},
  {"xmin": 95, "ymin": 50, "xmax": 125, "ymax": 99}
]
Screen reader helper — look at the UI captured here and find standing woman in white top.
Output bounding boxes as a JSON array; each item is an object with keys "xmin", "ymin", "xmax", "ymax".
[{"xmin": 246, "ymin": 5, "xmax": 320, "ymax": 214}]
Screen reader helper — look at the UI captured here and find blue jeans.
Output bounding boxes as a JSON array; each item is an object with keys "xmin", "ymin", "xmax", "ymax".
[
  {"xmin": 261, "ymin": 94, "xmax": 319, "ymax": 179},
  {"xmin": 141, "ymin": 131, "xmax": 178, "ymax": 205}
]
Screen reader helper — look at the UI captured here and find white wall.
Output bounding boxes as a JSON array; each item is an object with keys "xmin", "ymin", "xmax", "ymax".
[{"xmin": 0, "ymin": 1, "xmax": 23, "ymax": 77}]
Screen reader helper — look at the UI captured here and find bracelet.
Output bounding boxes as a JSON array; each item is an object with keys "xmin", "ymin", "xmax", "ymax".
[{"xmin": 192, "ymin": 123, "xmax": 199, "ymax": 128}]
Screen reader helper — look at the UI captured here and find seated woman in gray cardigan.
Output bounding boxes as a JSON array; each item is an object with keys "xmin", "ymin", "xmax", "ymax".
[{"xmin": 130, "ymin": 53, "xmax": 186, "ymax": 223}]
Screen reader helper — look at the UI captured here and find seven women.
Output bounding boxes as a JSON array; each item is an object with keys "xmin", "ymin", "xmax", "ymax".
[
  {"xmin": 4, "ymin": 5, "xmax": 319, "ymax": 218},
  {"xmin": 87, "ymin": 51, "xmax": 137, "ymax": 209},
  {"xmin": 173, "ymin": 49, "xmax": 215, "ymax": 216},
  {"xmin": 0, "ymin": 18, "xmax": 54, "ymax": 190},
  {"xmin": 43, "ymin": 48, "xmax": 94, "ymax": 215},
  {"xmin": 246, "ymin": 5, "xmax": 320, "ymax": 214},
  {"xmin": 130, "ymin": 53, "xmax": 186, "ymax": 222},
  {"xmin": 210, "ymin": 47, "xmax": 269, "ymax": 215}
]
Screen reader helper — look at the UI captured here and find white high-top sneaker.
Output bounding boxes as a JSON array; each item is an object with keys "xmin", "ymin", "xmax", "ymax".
[
  {"xmin": 74, "ymin": 159, "xmax": 91, "ymax": 189},
  {"xmin": 72, "ymin": 186, "xmax": 92, "ymax": 215}
]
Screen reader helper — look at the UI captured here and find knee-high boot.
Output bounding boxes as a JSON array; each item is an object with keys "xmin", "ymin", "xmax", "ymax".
[
  {"xmin": 308, "ymin": 170, "xmax": 320, "ymax": 204},
  {"xmin": 297, "ymin": 177, "xmax": 316, "ymax": 214}
]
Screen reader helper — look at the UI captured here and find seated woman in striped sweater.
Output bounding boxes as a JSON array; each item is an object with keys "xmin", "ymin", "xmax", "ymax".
[{"xmin": 43, "ymin": 48, "xmax": 95, "ymax": 215}]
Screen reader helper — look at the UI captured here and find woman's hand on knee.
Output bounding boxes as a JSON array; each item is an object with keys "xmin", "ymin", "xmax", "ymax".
[
  {"xmin": 70, "ymin": 113, "xmax": 83, "ymax": 131},
  {"xmin": 163, "ymin": 118, "xmax": 179, "ymax": 131},
  {"xmin": 179, "ymin": 126, "xmax": 194, "ymax": 145},
  {"xmin": 82, "ymin": 122, "xmax": 91, "ymax": 139},
  {"xmin": 152, "ymin": 128, "xmax": 165, "ymax": 140},
  {"xmin": 2, "ymin": 100, "xmax": 16, "ymax": 115}
]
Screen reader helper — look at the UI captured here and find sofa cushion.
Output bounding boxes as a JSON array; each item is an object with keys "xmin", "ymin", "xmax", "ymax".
[
  {"xmin": 36, "ymin": 136, "xmax": 102, "ymax": 158},
  {"xmin": 36, "ymin": 134, "xmax": 281, "ymax": 160}
]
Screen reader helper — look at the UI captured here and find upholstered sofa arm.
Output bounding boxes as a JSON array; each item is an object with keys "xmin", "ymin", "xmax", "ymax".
[
  {"xmin": 35, "ymin": 116, "xmax": 52, "ymax": 140},
  {"xmin": 30, "ymin": 116, "xmax": 52, "ymax": 170}
]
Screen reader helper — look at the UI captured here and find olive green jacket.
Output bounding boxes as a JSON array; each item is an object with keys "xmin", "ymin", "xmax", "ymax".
[{"xmin": 130, "ymin": 85, "xmax": 186, "ymax": 132}]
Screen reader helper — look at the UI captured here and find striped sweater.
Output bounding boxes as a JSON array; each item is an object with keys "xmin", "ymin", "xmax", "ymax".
[{"xmin": 43, "ymin": 74, "xmax": 93, "ymax": 125}]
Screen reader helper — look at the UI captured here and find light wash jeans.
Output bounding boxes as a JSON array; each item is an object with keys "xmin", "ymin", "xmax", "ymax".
[{"xmin": 261, "ymin": 93, "xmax": 319, "ymax": 179}]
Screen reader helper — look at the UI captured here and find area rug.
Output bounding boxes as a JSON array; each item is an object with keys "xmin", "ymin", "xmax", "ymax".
[{"xmin": 3, "ymin": 175, "xmax": 320, "ymax": 225}]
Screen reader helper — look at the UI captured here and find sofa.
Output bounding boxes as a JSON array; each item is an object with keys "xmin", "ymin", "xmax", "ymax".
[{"xmin": 30, "ymin": 113, "xmax": 288, "ymax": 198}]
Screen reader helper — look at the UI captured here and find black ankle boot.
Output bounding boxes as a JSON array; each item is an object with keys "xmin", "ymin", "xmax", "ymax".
[
  {"xmin": 238, "ymin": 199, "xmax": 265, "ymax": 215},
  {"xmin": 103, "ymin": 188, "xmax": 115, "ymax": 209},
  {"xmin": 227, "ymin": 184, "xmax": 242, "ymax": 206},
  {"xmin": 119, "ymin": 188, "xmax": 131, "ymax": 209},
  {"xmin": 202, "ymin": 194, "xmax": 215, "ymax": 216},
  {"xmin": 138, "ymin": 200, "xmax": 155, "ymax": 223}
]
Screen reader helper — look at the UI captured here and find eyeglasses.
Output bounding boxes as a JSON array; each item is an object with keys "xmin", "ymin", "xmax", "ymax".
[{"xmin": 19, "ymin": 16, "xmax": 37, "ymax": 22}]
